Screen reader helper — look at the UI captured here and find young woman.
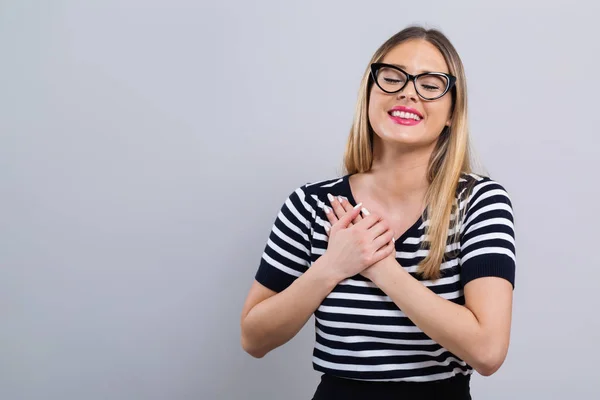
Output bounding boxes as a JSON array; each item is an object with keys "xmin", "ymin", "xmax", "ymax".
[{"xmin": 240, "ymin": 25, "xmax": 516, "ymax": 400}]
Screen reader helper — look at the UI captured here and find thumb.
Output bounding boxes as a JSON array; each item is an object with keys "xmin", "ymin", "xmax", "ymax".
[{"xmin": 334, "ymin": 203, "xmax": 363, "ymax": 230}]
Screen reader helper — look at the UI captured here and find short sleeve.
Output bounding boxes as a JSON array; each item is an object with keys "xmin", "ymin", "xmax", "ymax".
[
  {"xmin": 255, "ymin": 185, "xmax": 313, "ymax": 293},
  {"xmin": 459, "ymin": 178, "xmax": 516, "ymax": 288}
]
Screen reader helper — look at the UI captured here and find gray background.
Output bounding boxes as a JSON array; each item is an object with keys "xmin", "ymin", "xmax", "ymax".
[{"xmin": 1, "ymin": 1, "xmax": 599, "ymax": 399}]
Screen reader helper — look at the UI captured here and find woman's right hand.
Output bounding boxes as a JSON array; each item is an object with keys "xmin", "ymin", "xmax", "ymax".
[{"xmin": 322, "ymin": 202, "xmax": 395, "ymax": 281}]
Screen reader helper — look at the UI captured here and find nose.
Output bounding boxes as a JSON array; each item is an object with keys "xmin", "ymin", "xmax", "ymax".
[{"xmin": 397, "ymin": 79, "xmax": 419, "ymax": 102}]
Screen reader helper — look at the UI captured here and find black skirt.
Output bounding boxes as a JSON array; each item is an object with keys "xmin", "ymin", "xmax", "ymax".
[{"xmin": 312, "ymin": 373, "xmax": 472, "ymax": 400}]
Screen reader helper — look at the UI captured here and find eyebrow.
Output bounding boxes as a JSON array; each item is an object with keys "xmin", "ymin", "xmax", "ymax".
[{"xmin": 387, "ymin": 63, "xmax": 443, "ymax": 75}]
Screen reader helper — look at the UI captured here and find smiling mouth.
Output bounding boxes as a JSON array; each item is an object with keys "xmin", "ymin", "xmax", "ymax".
[
  {"xmin": 387, "ymin": 110, "xmax": 422, "ymax": 121},
  {"xmin": 387, "ymin": 110, "xmax": 423, "ymax": 126}
]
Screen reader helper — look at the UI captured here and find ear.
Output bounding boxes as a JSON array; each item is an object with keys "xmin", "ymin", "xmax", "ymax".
[{"xmin": 446, "ymin": 107, "xmax": 453, "ymax": 127}]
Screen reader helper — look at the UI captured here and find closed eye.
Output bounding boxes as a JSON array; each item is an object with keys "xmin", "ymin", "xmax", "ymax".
[{"xmin": 383, "ymin": 78, "xmax": 403, "ymax": 84}]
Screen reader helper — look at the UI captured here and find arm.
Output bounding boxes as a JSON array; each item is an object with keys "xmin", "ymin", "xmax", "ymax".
[
  {"xmin": 240, "ymin": 185, "xmax": 323, "ymax": 358},
  {"xmin": 240, "ymin": 256, "xmax": 340, "ymax": 358},
  {"xmin": 363, "ymin": 179, "xmax": 516, "ymax": 376},
  {"xmin": 241, "ymin": 196, "xmax": 393, "ymax": 358},
  {"xmin": 363, "ymin": 261, "xmax": 513, "ymax": 376}
]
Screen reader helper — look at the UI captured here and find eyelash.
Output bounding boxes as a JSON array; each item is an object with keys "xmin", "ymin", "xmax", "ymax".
[{"xmin": 383, "ymin": 79, "xmax": 439, "ymax": 91}]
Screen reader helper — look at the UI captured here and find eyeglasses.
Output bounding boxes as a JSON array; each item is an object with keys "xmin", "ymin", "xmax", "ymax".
[{"xmin": 370, "ymin": 63, "xmax": 457, "ymax": 101}]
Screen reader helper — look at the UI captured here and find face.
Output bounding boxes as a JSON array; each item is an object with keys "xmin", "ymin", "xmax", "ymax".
[{"xmin": 368, "ymin": 39, "xmax": 453, "ymax": 148}]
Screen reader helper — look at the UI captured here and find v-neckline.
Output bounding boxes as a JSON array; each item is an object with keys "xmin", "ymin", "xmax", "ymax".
[{"xmin": 341, "ymin": 174, "xmax": 426, "ymax": 246}]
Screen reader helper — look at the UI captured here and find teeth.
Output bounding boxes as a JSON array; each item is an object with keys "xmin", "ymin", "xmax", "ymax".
[{"xmin": 390, "ymin": 110, "xmax": 421, "ymax": 120}]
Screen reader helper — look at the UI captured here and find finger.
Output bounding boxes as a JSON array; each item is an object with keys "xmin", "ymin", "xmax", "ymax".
[
  {"xmin": 338, "ymin": 197, "xmax": 362, "ymax": 224},
  {"xmin": 355, "ymin": 213, "xmax": 383, "ymax": 230},
  {"xmin": 372, "ymin": 240, "xmax": 396, "ymax": 262},
  {"xmin": 322, "ymin": 205, "xmax": 336, "ymax": 237},
  {"xmin": 372, "ymin": 228, "xmax": 394, "ymax": 250},
  {"xmin": 323, "ymin": 204, "xmax": 338, "ymax": 225},
  {"xmin": 327, "ymin": 193, "xmax": 348, "ymax": 223},
  {"xmin": 359, "ymin": 206, "xmax": 374, "ymax": 226},
  {"xmin": 331, "ymin": 202, "xmax": 363, "ymax": 232},
  {"xmin": 367, "ymin": 218, "xmax": 391, "ymax": 240},
  {"xmin": 324, "ymin": 222, "xmax": 331, "ymax": 236}
]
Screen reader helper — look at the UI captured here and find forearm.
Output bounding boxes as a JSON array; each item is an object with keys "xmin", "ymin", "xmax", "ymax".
[
  {"xmin": 365, "ymin": 259, "xmax": 499, "ymax": 375},
  {"xmin": 241, "ymin": 256, "xmax": 340, "ymax": 358}
]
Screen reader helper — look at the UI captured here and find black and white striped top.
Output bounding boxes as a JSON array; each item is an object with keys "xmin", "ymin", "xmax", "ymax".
[{"xmin": 255, "ymin": 173, "xmax": 516, "ymax": 382}]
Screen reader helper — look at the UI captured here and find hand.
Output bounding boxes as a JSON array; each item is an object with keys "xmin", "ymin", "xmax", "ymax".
[
  {"xmin": 323, "ymin": 193, "xmax": 396, "ymax": 243},
  {"xmin": 321, "ymin": 195, "xmax": 395, "ymax": 281}
]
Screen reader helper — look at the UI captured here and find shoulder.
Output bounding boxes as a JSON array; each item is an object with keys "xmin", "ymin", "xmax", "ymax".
[
  {"xmin": 302, "ymin": 175, "xmax": 349, "ymax": 195},
  {"xmin": 457, "ymin": 172, "xmax": 513, "ymax": 211},
  {"xmin": 291, "ymin": 175, "xmax": 350, "ymax": 205},
  {"xmin": 456, "ymin": 173, "xmax": 517, "ymax": 287},
  {"xmin": 456, "ymin": 173, "xmax": 515, "ymax": 240},
  {"xmin": 279, "ymin": 175, "xmax": 349, "ymax": 224}
]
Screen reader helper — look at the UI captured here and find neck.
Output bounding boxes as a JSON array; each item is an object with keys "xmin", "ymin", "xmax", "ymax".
[{"xmin": 366, "ymin": 140, "xmax": 436, "ymax": 207}]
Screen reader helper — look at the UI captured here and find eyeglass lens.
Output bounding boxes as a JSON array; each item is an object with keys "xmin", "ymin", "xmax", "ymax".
[{"xmin": 376, "ymin": 66, "xmax": 448, "ymax": 100}]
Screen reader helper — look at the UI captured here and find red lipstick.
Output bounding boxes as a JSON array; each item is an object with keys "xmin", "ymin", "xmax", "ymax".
[{"xmin": 387, "ymin": 106, "xmax": 423, "ymax": 126}]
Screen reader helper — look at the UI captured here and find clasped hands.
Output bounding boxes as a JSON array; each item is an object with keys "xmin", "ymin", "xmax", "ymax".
[{"xmin": 321, "ymin": 193, "xmax": 396, "ymax": 281}]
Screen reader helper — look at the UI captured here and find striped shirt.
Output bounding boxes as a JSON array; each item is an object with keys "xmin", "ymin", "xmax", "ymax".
[{"xmin": 255, "ymin": 173, "xmax": 516, "ymax": 382}]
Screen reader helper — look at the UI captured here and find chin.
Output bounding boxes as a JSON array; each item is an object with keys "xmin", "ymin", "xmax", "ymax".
[
  {"xmin": 381, "ymin": 130, "xmax": 424, "ymax": 144},
  {"xmin": 373, "ymin": 130, "xmax": 440, "ymax": 151}
]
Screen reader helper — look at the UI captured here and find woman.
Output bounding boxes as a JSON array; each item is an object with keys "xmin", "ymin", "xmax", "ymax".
[{"xmin": 240, "ymin": 25, "xmax": 516, "ymax": 400}]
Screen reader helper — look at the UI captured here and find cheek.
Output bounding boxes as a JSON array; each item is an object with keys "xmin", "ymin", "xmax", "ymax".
[
  {"xmin": 368, "ymin": 91, "xmax": 387, "ymax": 124},
  {"xmin": 424, "ymin": 101, "xmax": 452, "ymax": 126}
]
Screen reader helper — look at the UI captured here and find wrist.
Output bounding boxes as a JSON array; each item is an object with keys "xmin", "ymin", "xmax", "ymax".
[
  {"xmin": 311, "ymin": 254, "xmax": 345, "ymax": 290},
  {"xmin": 365, "ymin": 257, "xmax": 397, "ymax": 282}
]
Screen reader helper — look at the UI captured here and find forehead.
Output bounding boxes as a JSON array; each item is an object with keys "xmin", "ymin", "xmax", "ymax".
[{"xmin": 381, "ymin": 39, "xmax": 449, "ymax": 74}]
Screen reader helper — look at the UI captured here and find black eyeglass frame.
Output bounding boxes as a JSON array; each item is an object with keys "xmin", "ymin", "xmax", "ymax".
[{"xmin": 370, "ymin": 63, "xmax": 457, "ymax": 101}]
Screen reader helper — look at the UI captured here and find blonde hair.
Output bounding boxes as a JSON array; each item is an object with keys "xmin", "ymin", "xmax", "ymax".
[{"xmin": 343, "ymin": 26, "xmax": 477, "ymax": 280}]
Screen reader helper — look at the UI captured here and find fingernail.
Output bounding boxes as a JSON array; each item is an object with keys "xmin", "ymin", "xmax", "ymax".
[
  {"xmin": 324, "ymin": 225, "xmax": 330, "ymax": 233},
  {"xmin": 327, "ymin": 193, "xmax": 335, "ymax": 202},
  {"xmin": 392, "ymin": 236, "xmax": 396, "ymax": 243},
  {"xmin": 337, "ymin": 196, "xmax": 344, "ymax": 204},
  {"xmin": 361, "ymin": 207, "xmax": 370, "ymax": 216},
  {"xmin": 353, "ymin": 202, "xmax": 363, "ymax": 209}
]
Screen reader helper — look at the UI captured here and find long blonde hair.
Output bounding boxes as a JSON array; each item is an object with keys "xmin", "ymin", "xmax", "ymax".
[{"xmin": 343, "ymin": 26, "xmax": 476, "ymax": 280}]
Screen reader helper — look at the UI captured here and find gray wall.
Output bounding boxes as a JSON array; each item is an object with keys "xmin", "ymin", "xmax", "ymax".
[{"xmin": 1, "ymin": 1, "xmax": 599, "ymax": 399}]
